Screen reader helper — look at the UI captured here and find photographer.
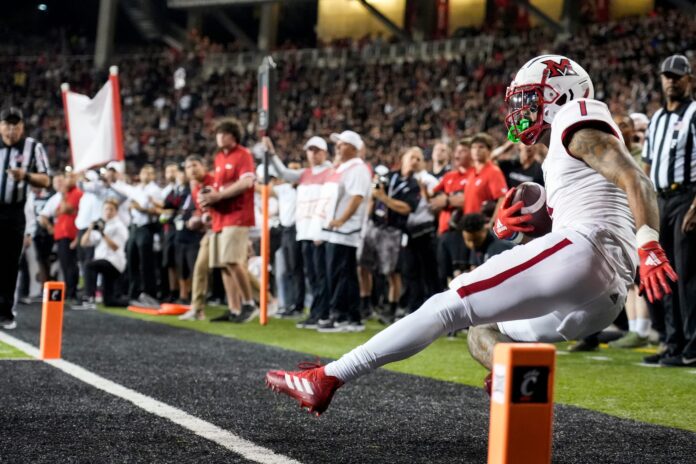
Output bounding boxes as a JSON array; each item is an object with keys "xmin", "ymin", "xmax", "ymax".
[
  {"xmin": 75, "ymin": 199, "xmax": 129, "ymax": 309},
  {"xmin": 357, "ymin": 149, "xmax": 421, "ymax": 323}
]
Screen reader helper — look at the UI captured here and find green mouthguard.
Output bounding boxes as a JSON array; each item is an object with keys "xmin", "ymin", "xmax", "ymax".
[{"xmin": 507, "ymin": 118, "xmax": 530, "ymax": 143}]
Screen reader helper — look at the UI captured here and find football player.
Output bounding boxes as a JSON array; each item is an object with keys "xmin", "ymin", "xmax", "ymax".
[{"xmin": 264, "ymin": 55, "xmax": 677, "ymax": 415}]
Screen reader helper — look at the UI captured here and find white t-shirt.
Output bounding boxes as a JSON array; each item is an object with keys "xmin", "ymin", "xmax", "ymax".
[
  {"xmin": 273, "ymin": 183, "xmax": 297, "ymax": 228},
  {"xmin": 321, "ymin": 157, "xmax": 372, "ymax": 247},
  {"xmin": 88, "ymin": 217, "xmax": 129, "ymax": 273},
  {"xmin": 545, "ymin": 98, "xmax": 637, "ymax": 282},
  {"xmin": 111, "ymin": 181, "xmax": 162, "ymax": 227},
  {"xmin": 75, "ymin": 190, "xmax": 104, "ymax": 230},
  {"xmin": 39, "ymin": 192, "xmax": 62, "ymax": 219}
]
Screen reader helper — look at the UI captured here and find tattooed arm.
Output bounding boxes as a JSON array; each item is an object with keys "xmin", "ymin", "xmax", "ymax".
[{"xmin": 567, "ymin": 128, "xmax": 660, "ymax": 233}]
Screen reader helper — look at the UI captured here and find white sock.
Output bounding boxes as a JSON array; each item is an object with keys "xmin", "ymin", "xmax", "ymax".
[
  {"xmin": 243, "ymin": 299, "xmax": 255, "ymax": 306},
  {"xmin": 628, "ymin": 319, "xmax": 636, "ymax": 333},
  {"xmin": 635, "ymin": 318, "xmax": 651, "ymax": 337},
  {"xmin": 324, "ymin": 290, "xmax": 468, "ymax": 383}
]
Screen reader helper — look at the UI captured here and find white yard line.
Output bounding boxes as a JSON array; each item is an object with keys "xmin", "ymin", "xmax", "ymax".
[{"xmin": 0, "ymin": 331, "xmax": 302, "ymax": 464}]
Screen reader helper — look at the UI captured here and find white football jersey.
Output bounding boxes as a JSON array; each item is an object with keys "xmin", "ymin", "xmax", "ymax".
[{"xmin": 544, "ymin": 98, "xmax": 638, "ymax": 279}]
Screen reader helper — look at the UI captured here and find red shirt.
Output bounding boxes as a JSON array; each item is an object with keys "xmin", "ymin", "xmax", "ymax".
[
  {"xmin": 54, "ymin": 186, "xmax": 83, "ymax": 240},
  {"xmin": 433, "ymin": 168, "xmax": 470, "ymax": 234},
  {"xmin": 210, "ymin": 145, "xmax": 256, "ymax": 232},
  {"xmin": 191, "ymin": 173, "xmax": 215, "ymax": 215},
  {"xmin": 463, "ymin": 161, "xmax": 508, "ymax": 214}
]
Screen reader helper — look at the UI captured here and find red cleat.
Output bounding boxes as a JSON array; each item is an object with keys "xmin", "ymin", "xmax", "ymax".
[
  {"xmin": 484, "ymin": 372, "xmax": 492, "ymax": 397},
  {"xmin": 265, "ymin": 362, "xmax": 344, "ymax": 416}
]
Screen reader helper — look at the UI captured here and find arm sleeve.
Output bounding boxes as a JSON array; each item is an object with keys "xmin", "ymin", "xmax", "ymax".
[
  {"xmin": 487, "ymin": 168, "xmax": 509, "ymax": 200},
  {"xmin": 24, "ymin": 194, "xmax": 36, "ymax": 236},
  {"xmin": 238, "ymin": 152, "xmax": 256, "ymax": 181},
  {"xmin": 270, "ymin": 155, "xmax": 303, "ymax": 183},
  {"xmin": 31, "ymin": 142, "xmax": 50, "ymax": 174},
  {"xmin": 39, "ymin": 193, "xmax": 60, "ymax": 218},
  {"xmin": 344, "ymin": 166, "xmax": 371, "ymax": 197},
  {"xmin": 432, "ymin": 177, "xmax": 446, "ymax": 194},
  {"xmin": 400, "ymin": 179, "xmax": 421, "ymax": 212}
]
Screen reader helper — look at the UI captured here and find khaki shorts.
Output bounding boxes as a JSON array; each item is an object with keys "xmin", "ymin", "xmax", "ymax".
[{"xmin": 209, "ymin": 226, "xmax": 249, "ymax": 268}]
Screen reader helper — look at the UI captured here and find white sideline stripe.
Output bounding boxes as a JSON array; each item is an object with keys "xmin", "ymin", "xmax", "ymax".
[{"xmin": 0, "ymin": 332, "xmax": 302, "ymax": 464}]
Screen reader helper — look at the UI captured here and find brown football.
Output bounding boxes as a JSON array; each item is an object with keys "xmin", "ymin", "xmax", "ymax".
[{"xmin": 511, "ymin": 182, "xmax": 552, "ymax": 237}]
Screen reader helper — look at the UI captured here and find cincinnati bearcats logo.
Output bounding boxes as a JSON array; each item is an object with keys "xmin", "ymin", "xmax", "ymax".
[{"xmin": 541, "ymin": 58, "xmax": 578, "ymax": 78}]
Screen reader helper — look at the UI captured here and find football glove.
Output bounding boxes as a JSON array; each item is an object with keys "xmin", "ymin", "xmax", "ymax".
[
  {"xmin": 638, "ymin": 241, "xmax": 678, "ymax": 303},
  {"xmin": 493, "ymin": 188, "xmax": 534, "ymax": 242}
]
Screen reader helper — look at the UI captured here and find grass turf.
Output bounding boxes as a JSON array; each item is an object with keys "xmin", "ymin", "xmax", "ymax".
[
  {"xmin": 102, "ymin": 306, "xmax": 696, "ymax": 432},
  {"xmin": 0, "ymin": 339, "xmax": 31, "ymax": 359}
]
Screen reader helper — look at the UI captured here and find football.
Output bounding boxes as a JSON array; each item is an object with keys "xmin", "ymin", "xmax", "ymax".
[{"xmin": 511, "ymin": 182, "xmax": 552, "ymax": 237}]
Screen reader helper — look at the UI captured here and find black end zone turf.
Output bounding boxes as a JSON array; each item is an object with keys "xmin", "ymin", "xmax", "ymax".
[{"xmin": 4, "ymin": 305, "xmax": 696, "ymax": 463}]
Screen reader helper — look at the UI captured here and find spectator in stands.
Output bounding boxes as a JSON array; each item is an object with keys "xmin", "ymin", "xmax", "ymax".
[
  {"xmin": 403, "ymin": 147, "xmax": 440, "ymax": 314},
  {"xmin": 75, "ymin": 199, "xmax": 129, "ymax": 309},
  {"xmin": 358, "ymin": 147, "xmax": 421, "ymax": 324},
  {"xmin": 112, "ymin": 165, "xmax": 162, "ymax": 307},
  {"xmin": 39, "ymin": 169, "xmax": 82, "ymax": 304},
  {"xmin": 608, "ymin": 114, "xmax": 652, "ymax": 349},
  {"xmin": 159, "ymin": 162, "xmax": 185, "ymax": 302},
  {"xmin": 201, "ymin": 118, "xmax": 258, "ymax": 323},
  {"xmin": 430, "ymin": 138, "xmax": 472, "ymax": 286},
  {"xmin": 269, "ymin": 161, "xmax": 305, "ymax": 319},
  {"xmin": 179, "ymin": 155, "xmax": 215, "ymax": 321},
  {"xmin": 493, "ymin": 141, "xmax": 545, "ymax": 188},
  {"xmin": 317, "ymin": 130, "xmax": 371, "ymax": 332},
  {"xmin": 613, "ymin": 115, "xmax": 643, "ymax": 164},
  {"xmin": 430, "ymin": 142, "xmax": 451, "ymax": 180},
  {"xmin": 267, "ymin": 135, "xmax": 335, "ymax": 329},
  {"xmin": 75, "ymin": 170, "xmax": 105, "ymax": 294},
  {"xmin": 28, "ymin": 186, "xmax": 55, "ymax": 289},
  {"xmin": 458, "ymin": 213, "xmax": 514, "ymax": 271},
  {"xmin": 463, "ymin": 133, "xmax": 508, "ymax": 217}
]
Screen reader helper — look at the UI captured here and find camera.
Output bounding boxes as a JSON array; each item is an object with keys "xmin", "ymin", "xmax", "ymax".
[
  {"xmin": 373, "ymin": 165, "xmax": 390, "ymax": 189},
  {"xmin": 92, "ymin": 219, "xmax": 106, "ymax": 233}
]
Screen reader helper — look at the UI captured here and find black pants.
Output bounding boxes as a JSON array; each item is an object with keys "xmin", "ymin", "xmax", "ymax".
[
  {"xmin": 326, "ymin": 242, "xmax": 360, "ymax": 323},
  {"xmin": 402, "ymin": 230, "xmax": 440, "ymax": 312},
  {"xmin": 77, "ymin": 228, "xmax": 95, "ymax": 283},
  {"xmin": 658, "ymin": 189, "xmax": 696, "ymax": 357},
  {"xmin": 127, "ymin": 224, "xmax": 157, "ymax": 299},
  {"xmin": 0, "ymin": 205, "xmax": 25, "ymax": 320},
  {"xmin": 57, "ymin": 238, "xmax": 79, "ymax": 300},
  {"xmin": 436, "ymin": 230, "xmax": 469, "ymax": 288},
  {"xmin": 85, "ymin": 259, "xmax": 123, "ymax": 306},
  {"xmin": 281, "ymin": 226, "xmax": 305, "ymax": 310},
  {"xmin": 302, "ymin": 240, "xmax": 330, "ymax": 320}
]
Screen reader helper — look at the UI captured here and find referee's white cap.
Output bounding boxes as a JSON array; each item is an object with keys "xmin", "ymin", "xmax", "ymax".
[
  {"xmin": 330, "ymin": 130, "xmax": 363, "ymax": 150},
  {"xmin": 303, "ymin": 136, "xmax": 328, "ymax": 151}
]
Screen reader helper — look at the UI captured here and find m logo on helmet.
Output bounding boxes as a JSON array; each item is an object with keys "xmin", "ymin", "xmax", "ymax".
[{"xmin": 541, "ymin": 58, "xmax": 578, "ymax": 78}]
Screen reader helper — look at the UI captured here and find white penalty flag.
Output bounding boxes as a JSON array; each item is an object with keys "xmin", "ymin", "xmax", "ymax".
[{"xmin": 61, "ymin": 66, "xmax": 124, "ymax": 172}]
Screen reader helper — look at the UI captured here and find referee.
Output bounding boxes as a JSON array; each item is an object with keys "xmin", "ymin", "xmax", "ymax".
[
  {"xmin": 642, "ymin": 55, "xmax": 696, "ymax": 367},
  {"xmin": 0, "ymin": 106, "xmax": 50, "ymax": 330}
]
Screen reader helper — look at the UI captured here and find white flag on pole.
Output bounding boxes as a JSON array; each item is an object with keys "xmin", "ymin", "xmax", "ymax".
[{"xmin": 62, "ymin": 66, "xmax": 124, "ymax": 172}]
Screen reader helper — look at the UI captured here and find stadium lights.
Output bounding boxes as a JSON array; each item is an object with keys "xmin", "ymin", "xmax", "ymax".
[{"xmin": 38, "ymin": 3, "xmax": 48, "ymax": 11}]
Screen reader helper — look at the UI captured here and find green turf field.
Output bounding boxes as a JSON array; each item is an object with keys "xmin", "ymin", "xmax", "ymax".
[
  {"xmin": 103, "ymin": 307, "xmax": 696, "ymax": 432},
  {"xmin": 0, "ymin": 339, "xmax": 31, "ymax": 359}
]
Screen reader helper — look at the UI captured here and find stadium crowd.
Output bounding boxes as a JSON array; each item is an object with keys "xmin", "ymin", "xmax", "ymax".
[{"xmin": 1, "ymin": 9, "xmax": 695, "ymax": 363}]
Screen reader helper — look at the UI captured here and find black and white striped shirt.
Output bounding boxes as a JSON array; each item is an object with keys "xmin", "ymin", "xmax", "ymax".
[
  {"xmin": 0, "ymin": 136, "xmax": 50, "ymax": 205},
  {"xmin": 642, "ymin": 100, "xmax": 696, "ymax": 190}
]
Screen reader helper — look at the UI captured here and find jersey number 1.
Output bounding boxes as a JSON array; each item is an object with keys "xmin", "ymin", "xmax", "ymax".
[{"xmin": 578, "ymin": 101, "xmax": 588, "ymax": 116}]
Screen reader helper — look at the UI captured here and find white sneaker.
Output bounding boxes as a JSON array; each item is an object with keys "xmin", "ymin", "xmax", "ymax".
[
  {"xmin": 1, "ymin": 318, "xmax": 17, "ymax": 330},
  {"xmin": 179, "ymin": 308, "xmax": 205, "ymax": 321}
]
